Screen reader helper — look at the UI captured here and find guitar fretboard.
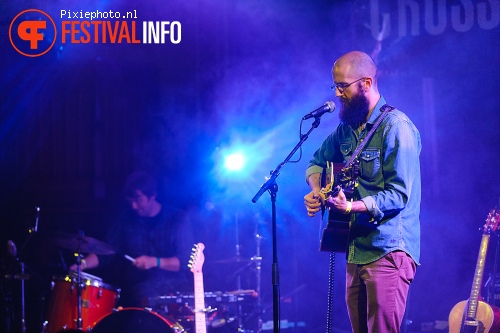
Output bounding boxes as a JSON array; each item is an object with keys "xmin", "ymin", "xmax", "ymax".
[
  {"xmin": 193, "ymin": 271, "xmax": 207, "ymax": 333},
  {"xmin": 467, "ymin": 233, "xmax": 491, "ymax": 319}
]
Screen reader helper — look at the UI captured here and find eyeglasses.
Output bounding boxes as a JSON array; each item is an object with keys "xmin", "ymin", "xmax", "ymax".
[{"xmin": 331, "ymin": 77, "xmax": 366, "ymax": 94}]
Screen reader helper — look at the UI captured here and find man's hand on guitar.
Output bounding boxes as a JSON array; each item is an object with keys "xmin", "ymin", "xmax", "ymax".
[
  {"xmin": 324, "ymin": 187, "xmax": 349, "ymax": 213},
  {"xmin": 304, "ymin": 190, "xmax": 322, "ymax": 217}
]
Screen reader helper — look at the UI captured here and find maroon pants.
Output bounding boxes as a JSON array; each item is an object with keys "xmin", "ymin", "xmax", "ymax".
[{"xmin": 345, "ymin": 251, "xmax": 417, "ymax": 333}]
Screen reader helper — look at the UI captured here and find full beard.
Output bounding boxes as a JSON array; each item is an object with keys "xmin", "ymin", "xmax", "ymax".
[{"xmin": 339, "ymin": 88, "xmax": 370, "ymax": 129}]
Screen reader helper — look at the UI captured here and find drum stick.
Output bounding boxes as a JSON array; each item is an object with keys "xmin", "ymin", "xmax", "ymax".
[{"xmin": 124, "ymin": 254, "xmax": 135, "ymax": 262}]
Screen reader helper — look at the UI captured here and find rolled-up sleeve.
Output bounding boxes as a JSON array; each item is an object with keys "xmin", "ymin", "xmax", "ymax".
[
  {"xmin": 305, "ymin": 165, "xmax": 324, "ymax": 182},
  {"xmin": 360, "ymin": 196, "xmax": 383, "ymax": 221},
  {"xmin": 368, "ymin": 115, "xmax": 421, "ymax": 221}
]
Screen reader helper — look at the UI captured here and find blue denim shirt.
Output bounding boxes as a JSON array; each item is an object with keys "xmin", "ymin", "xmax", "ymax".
[{"xmin": 306, "ymin": 96, "xmax": 421, "ymax": 265}]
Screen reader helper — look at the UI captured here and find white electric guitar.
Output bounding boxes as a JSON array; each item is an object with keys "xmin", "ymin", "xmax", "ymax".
[{"xmin": 188, "ymin": 243, "xmax": 207, "ymax": 333}]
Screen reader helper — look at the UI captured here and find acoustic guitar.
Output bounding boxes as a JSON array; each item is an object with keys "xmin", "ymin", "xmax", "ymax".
[
  {"xmin": 448, "ymin": 207, "xmax": 500, "ymax": 333},
  {"xmin": 318, "ymin": 161, "xmax": 359, "ymax": 252},
  {"xmin": 188, "ymin": 243, "xmax": 207, "ymax": 333},
  {"xmin": 317, "ymin": 104, "xmax": 394, "ymax": 253}
]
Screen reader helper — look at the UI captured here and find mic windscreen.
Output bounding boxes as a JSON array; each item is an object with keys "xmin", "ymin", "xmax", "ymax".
[{"xmin": 325, "ymin": 101, "xmax": 335, "ymax": 112}]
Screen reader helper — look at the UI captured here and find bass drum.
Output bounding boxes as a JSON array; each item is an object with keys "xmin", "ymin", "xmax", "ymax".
[{"xmin": 92, "ymin": 308, "xmax": 185, "ymax": 333}]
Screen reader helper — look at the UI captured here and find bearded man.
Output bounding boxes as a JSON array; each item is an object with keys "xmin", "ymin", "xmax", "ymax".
[{"xmin": 303, "ymin": 51, "xmax": 422, "ymax": 333}]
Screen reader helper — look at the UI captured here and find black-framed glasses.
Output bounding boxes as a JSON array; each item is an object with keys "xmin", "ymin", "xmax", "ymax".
[{"xmin": 331, "ymin": 77, "xmax": 366, "ymax": 94}]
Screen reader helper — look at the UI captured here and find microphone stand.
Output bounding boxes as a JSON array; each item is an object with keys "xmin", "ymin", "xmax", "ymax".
[{"xmin": 252, "ymin": 115, "xmax": 323, "ymax": 333}]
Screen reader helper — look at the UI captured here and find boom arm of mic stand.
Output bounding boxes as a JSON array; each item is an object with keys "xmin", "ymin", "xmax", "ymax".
[{"xmin": 251, "ymin": 116, "xmax": 322, "ymax": 203}]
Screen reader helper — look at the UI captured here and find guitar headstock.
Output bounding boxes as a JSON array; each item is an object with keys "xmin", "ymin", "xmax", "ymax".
[
  {"xmin": 188, "ymin": 242, "xmax": 205, "ymax": 273},
  {"xmin": 484, "ymin": 208, "xmax": 500, "ymax": 234}
]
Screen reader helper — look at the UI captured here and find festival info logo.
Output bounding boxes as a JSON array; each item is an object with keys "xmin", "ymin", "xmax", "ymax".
[{"xmin": 9, "ymin": 9, "xmax": 57, "ymax": 57}]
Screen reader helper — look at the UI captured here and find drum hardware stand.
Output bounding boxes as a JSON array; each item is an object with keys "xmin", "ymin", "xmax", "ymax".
[
  {"xmin": 74, "ymin": 248, "xmax": 85, "ymax": 330},
  {"xmin": 41, "ymin": 320, "xmax": 48, "ymax": 333},
  {"xmin": 230, "ymin": 215, "xmax": 264, "ymax": 332},
  {"xmin": 235, "ymin": 213, "xmax": 242, "ymax": 290},
  {"xmin": 20, "ymin": 261, "xmax": 26, "ymax": 333},
  {"xmin": 6, "ymin": 206, "xmax": 40, "ymax": 333},
  {"xmin": 67, "ymin": 229, "xmax": 89, "ymax": 331},
  {"xmin": 5, "ymin": 254, "xmax": 30, "ymax": 333},
  {"xmin": 252, "ymin": 233, "xmax": 263, "ymax": 333},
  {"xmin": 234, "ymin": 213, "xmax": 245, "ymax": 331}
]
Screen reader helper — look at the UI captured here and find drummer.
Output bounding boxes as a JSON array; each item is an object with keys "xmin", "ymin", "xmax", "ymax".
[{"xmin": 70, "ymin": 171, "xmax": 194, "ymax": 307}]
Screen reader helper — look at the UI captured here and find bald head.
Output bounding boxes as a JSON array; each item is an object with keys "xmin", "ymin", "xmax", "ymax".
[
  {"xmin": 333, "ymin": 51, "xmax": 378, "ymax": 91},
  {"xmin": 334, "ymin": 51, "xmax": 377, "ymax": 79}
]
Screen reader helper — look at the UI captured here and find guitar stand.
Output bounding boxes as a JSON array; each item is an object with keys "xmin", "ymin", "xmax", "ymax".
[{"xmin": 486, "ymin": 232, "xmax": 500, "ymax": 306}]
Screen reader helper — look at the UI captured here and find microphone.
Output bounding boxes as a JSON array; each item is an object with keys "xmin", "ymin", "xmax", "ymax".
[{"xmin": 302, "ymin": 101, "xmax": 335, "ymax": 120}]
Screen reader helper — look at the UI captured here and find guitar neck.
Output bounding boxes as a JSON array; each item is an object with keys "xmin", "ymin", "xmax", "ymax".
[
  {"xmin": 467, "ymin": 233, "xmax": 491, "ymax": 319},
  {"xmin": 193, "ymin": 271, "xmax": 207, "ymax": 333}
]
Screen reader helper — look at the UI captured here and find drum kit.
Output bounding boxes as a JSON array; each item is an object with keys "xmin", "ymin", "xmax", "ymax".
[
  {"xmin": 148, "ymin": 290, "xmax": 259, "ymax": 333},
  {"xmin": 3, "ymin": 229, "xmax": 263, "ymax": 333}
]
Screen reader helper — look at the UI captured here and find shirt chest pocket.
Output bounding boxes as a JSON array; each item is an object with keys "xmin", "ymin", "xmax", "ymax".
[
  {"xmin": 340, "ymin": 143, "xmax": 352, "ymax": 162},
  {"xmin": 359, "ymin": 148, "xmax": 381, "ymax": 180}
]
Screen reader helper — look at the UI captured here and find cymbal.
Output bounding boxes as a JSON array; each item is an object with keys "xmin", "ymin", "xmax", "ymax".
[
  {"xmin": 50, "ymin": 232, "xmax": 115, "ymax": 255},
  {"xmin": 213, "ymin": 256, "xmax": 251, "ymax": 264}
]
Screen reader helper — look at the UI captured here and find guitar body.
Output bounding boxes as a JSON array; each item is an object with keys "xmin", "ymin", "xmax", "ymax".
[
  {"xmin": 318, "ymin": 106, "xmax": 395, "ymax": 252},
  {"xmin": 448, "ymin": 208, "xmax": 500, "ymax": 333},
  {"xmin": 319, "ymin": 162, "xmax": 358, "ymax": 253},
  {"xmin": 319, "ymin": 202, "xmax": 351, "ymax": 252},
  {"xmin": 449, "ymin": 300, "xmax": 500, "ymax": 333}
]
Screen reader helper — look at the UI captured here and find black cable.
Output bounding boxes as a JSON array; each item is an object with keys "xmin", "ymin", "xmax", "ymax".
[{"xmin": 326, "ymin": 251, "xmax": 335, "ymax": 333}]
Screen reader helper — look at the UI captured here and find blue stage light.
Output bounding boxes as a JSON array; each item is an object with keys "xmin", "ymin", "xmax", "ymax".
[{"xmin": 224, "ymin": 152, "xmax": 245, "ymax": 171}]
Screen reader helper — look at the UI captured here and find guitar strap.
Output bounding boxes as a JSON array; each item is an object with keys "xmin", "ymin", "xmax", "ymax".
[
  {"xmin": 343, "ymin": 104, "xmax": 395, "ymax": 170},
  {"xmin": 320, "ymin": 104, "xmax": 395, "ymax": 210}
]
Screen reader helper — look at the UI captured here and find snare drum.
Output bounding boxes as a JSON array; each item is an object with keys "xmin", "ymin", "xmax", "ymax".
[
  {"xmin": 46, "ymin": 271, "xmax": 120, "ymax": 333},
  {"xmin": 92, "ymin": 308, "xmax": 185, "ymax": 333}
]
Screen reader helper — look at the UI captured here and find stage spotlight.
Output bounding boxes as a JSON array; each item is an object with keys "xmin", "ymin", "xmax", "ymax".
[
  {"xmin": 224, "ymin": 152, "xmax": 245, "ymax": 171},
  {"xmin": 213, "ymin": 133, "xmax": 274, "ymax": 189}
]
